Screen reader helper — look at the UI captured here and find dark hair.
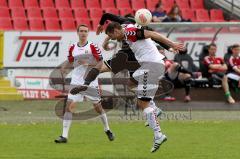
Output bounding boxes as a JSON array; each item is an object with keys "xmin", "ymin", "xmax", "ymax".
[
  {"xmin": 105, "ymin": 22, "xmax": 122, "ymax": 34},
  {"xmin": 77, "ymin": 24, "xmax": 89, "ymax": 32},
  {"xmin": 208, "ymin": 43, "xmax": 217, "ymax": 48},
  {"xmin": 232, "ymin": 44, "xmax": 240, "ymax": 49}
]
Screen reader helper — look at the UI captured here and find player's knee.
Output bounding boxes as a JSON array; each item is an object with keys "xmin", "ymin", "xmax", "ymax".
[{"xmin": 93, "ymin": 101, "xmax": 103, "ymax": 113}]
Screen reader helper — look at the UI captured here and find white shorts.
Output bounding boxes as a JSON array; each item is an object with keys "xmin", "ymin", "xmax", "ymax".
[
  {"xmin": 227, "ymin": 73, "xmax": 240, "ymax": 81},
  {"xmin": 133, "ymin": 61, "xmax": 165, "ymax": 99}
]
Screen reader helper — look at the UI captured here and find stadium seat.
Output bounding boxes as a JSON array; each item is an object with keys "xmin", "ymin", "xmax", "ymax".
[
  {"xmin": 70, "ymin": 0, "xmax": 85, "ymax": 9},
  {"xmin": 116, "ymin": 0, "xmax": 131, "ymax": 9},
  {"xmin": 119, "ymin": 8, "xmax": 133, "ymax": 16},
  {"xmin": 42, "ymin": 8, "xmax": 58, "ymax": 19},
  {"xmin": 181, "ymin": 9, "xmax": 196, "ymax": 21},
  {"xmin": 146, "ymin": 0, "xmax": 159, "ymax": 11},
  {"xmin": 11, "ymin": 8, "xmax": 26, "ymax": 18},
  {"xmin": 92, "ymin": 18, "xmax": 101, "ymax": 30},
  {"xmin": 24, "ymin": 0, "xmax": 39, "ymax": 8},
  {"xmin": 29, "ymin": 18, "xmax": 45, "ymax": 30},
  {"xmin": 27, "ymin": 8, "xmax": 42, "ymax": 19},
  {"xmin": 55, "ymin": 0, "xmax": 71, "ymax": 9},
  {"xmin": 45, "ymin": 18, "xmax": 61, "ymax": 30},
  {"xmin": 210, "ymin": 9, "xmax": 225, "ymax": 21},
  {"xmin": 89, "ymin": 8, "xmax": 103, "ymax": 19},
  {"xmin": 73, "ymin": 9, "xmax": 89, "ymax": 19},
  {"xmin": 162, "ymin": 0, "xmax": 175, "ymax": 8},
  {"xmin": 9, "ymin": 0, "xmax": 24, "ymax": 8},
  {"xmin": 104, "ymin": 8, "xmax": 119, "ymax": 15},
  {"xmin": 190, "ymin": 0, "xmax": 204, "ymax": 9},
  {"xmin": 86, "ymin": 0, "xmax": 101, "ymax": 9},
  {"xmin": 39, "ymin": 0, "xmax": 55, "ymax": 8},
  {"xmin": 76, "ymin": 18, "xmax": 92, "ymax": 29},
  {"xmin": 131, "ymin": 0, "xmax": 146, "ymax": 11},
  {"xmin": 0, "ymin": 8, "xmax": 11, "ymax": 18},
  {"xmin": 196, "ymin": 9, "xmax": 210, "ymax": 22},
  {"xmin": 13, "ymin": 18, "xmax": 29, "ymax": 30},
  {"xmin": 0, "ymin": 18, "xmax": 13, "ymax": 30},
  {"xmin": 175, "ymin": 0, "xmax": 190, "ymax": 9},
  {"xmin": 101, "ymin": 0, "xmax": 115, "ymax": 9},
  {"xmin": 61, "ymin": 18, "xmax": 76, "ymax": 30},
  {"xmin": 0, "ymin": 0, "xmax": 8, "ymax": 8},
  {"xmin": 58, "ymin": 8, "xmax": 74, "ymax": 19}
]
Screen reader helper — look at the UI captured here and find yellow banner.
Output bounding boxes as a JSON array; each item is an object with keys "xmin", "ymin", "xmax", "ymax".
[{"xmin": 0, "ymin": 31, "xmax": 3, "ymax": 69}]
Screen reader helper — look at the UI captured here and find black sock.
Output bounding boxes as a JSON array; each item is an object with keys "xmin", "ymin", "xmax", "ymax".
[
  {"xmin": 84, "ymin": 68, "xmax": 100, "ymax": 85},
  {"xmin": 184, "ymin": 79, "xmax": 191, "ymax": 96}
]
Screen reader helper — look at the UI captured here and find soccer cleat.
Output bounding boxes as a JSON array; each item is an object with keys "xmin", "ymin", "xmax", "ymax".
[
  {"xmin": 54, "ymin": 136, "xmax": 67, "ymax": 143},
  {"xmin": 105, "ymin": 130, "xmax": 115, "ymax": 141},
  {"xmin": 150, "ymin": 134, "xmax": 167, "ymax": 153},
  {"xmin": 70, "ymin": 85, "xmax": 88, "ymax": 95},
  {"xmin": 145, "ymin": 108, "xmax": 163, "ymax": 127}
]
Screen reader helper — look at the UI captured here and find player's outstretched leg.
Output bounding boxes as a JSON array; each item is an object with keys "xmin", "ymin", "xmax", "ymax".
[
  {"xmin": 93, "ymin": 101, "xmax": 115, "ymax": 141},
  {"xmin": 55, "ymin": 101, "xmax": 74, "ymax": 143},
  {"xmin": 145, "ymin": 100, "xmax": 163, "ymax": 127}
]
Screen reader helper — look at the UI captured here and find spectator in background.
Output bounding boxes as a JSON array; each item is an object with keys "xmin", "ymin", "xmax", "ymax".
[
  {"xmin": 226, "ymin": 44, "xmax": 240, "ymax": 88},
  {"xmin": 203, "ymin": 43, "xmax": 235, "ymax": 104},
  {"xmin": 152, "ymin": 3, "xmax": 167, "ymax": 22},
  {"xmin": 162, "ymin": 4, "xmax": 191, "ymax": 22}
]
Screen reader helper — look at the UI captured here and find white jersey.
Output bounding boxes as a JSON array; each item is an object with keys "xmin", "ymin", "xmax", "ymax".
[
  {"xmin": 123, "ymin": 24, "xmax": 165, "ymax": 63},
  {"xmin": 68, "ymin": 41, "xmax": 102, "ymax": 86}
]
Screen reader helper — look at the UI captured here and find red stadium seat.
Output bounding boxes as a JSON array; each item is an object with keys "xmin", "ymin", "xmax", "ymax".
[
  {"xmin": 76, "ymin": 18, "xmax": 92, "ymax": 29},
  {"xmin": 116, "ymin": 0, "xmax": 131, "ymax": 9},
  {"xmin": 92, "ymin": 18, "xmax": 101, "ymax": 30},
  {"xmin": 131, "ymin": 0, "xmax": 146, "ymax": 11},
  {"xmin": 58, "ymin": 8, "xmax": 74, "ymax": 19},
  {"xmin": 70, "ymin": 0, "xmax": 85, "ymax": 9},
  {"xmin": 9, "ymin": 0, "xmax": 24, "ymax": 8},
  {"xmin": 42, "ymin": 8, "xmax": 58, "ymax": 19},
  {"xmin": 86, "ymin": 0, "xmax": 101, "ymax": 9},
  {"xmin": 119, "ymin": 8, "xmax": 133, "ymax": 16},
  {"xmin": 162, "ymin": 0, "xmax": 175, "ymax": 8},
  {"xmin": 29, "ymin": 18, "xmax": 45, "ymax": 30},
  {"xmin": 73, "ymin": 9, "xmax": 89, "ymax": 19},
  {"xmin": 27, "ymin": 8, "xmax": 42, "ymax": 19},
  {"xmin": 0, "ymin": 0, "xmax": 8, "ymax": 8},
  {"xmin": 196, "ymin": 9, "xmax": 210, "ymax": 22},
  {"xmin": 181, "ymin": 9, "xmax": 196, "ymax": 21},
  {"xmin": 13, "ymin": 18, "xmax": 29, "ymax": 30},
  {"xmin": 24, "ymin": 0, "xmax": 39, "ymax": 8},
  {"xmin": 104, "ymin": 8, "xmax": 119, "ymax": 15},
  {"xmin": 89, "ymin": 8, "xmax": 103, "ymax": 19},
  {"xmin": 210, "ymin": 9, "xmax": 224, "ymax": 21},
  {"xmin": 175, "ymin": 0, "xmax": 190, "ymax": 9},
  {"xmin": 39, "ymin": 0, "xmax": 55, "ymax": 8},
  {"xmin": 0, "ymin": 18, "xmax": 13, "ymax": 30},
  {"xmin": 0, "ymin": 8, "xmax": 11, "ymax": 18},
  {"xmin": 55, "ymin": 0, "xmax": 71, "ymax": 9},
  {"xmin": 61, "ymin": 18, "xmax": 76, "ymax": 30},
  {"xmin": 190, "ymin": 0, "xmax": 204, "ymax": 9},
  {"xmin": 146, "ymin": 0, "xmax": 159, "ymax": 11},
  {"xmin": 11, "ymin": 8, "xmax": 26, "ymax": 18},
  {"xmin": 45, "ymin": 18, "xmax": 61, "ymax": 30},
  {"xmin": 101, "ymin": 0, "xmax": 115, "ymax": 9}
]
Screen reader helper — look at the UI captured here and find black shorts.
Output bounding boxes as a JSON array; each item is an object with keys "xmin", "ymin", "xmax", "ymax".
[
  {"xmin": 104, "ymin": 49, "xmax": 140, "ymax": 76},
  {"xmin": 165, "ymin": 72, "xmax": 182, "ymax": 88}
]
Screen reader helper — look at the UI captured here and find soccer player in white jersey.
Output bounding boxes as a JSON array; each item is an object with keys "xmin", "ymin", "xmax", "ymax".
[
  {"xmin": 71, "ymin": 22, "xmax": 184, "ymax": 152},
  {"xmin": 54, "ymin": 24, "xmax": 114, "ymax": 143},
  {"xmin": 103, "ymin": 22, "xmax": 184, "ymax": 152}
]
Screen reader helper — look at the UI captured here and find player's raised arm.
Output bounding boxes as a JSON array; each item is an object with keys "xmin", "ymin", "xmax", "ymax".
[
  {"xmin": 102, "ymin": 36, "xmax": 111, "ymax": 51},
  {"xmin": 144, "ymin": 30, "xmax": 185, "ymax": 51}
]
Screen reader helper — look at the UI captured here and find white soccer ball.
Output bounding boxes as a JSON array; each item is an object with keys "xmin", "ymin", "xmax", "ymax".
[{"xmin": 134, "ymin": 9, "xmax": 152, "ymax": 26}]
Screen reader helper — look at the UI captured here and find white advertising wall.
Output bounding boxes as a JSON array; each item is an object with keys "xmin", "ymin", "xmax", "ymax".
[{"xmin": 3, "ymin": 31, "xmax": 240, "ymax": 99}]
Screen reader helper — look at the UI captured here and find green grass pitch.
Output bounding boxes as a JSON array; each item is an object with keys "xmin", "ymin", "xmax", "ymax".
[{"xmin": 0, "ymin": 101, "xmax": 240, "ymax": 159}]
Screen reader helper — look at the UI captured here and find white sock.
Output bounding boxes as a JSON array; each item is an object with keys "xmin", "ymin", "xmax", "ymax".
[
  {"xmin": 62, "ymin": 112, "xmax": 72, "ymax": 138},
  {"xmin": 143, "ymin": 107, "xmax": 162, "ymax": 139},
  {"xmin": 100, "ymin": 112, "xmax": 110, "ymax": 132},
  {"xmin": 149, "ymin": 100, "xmax": 160, "ymax": 115}
]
